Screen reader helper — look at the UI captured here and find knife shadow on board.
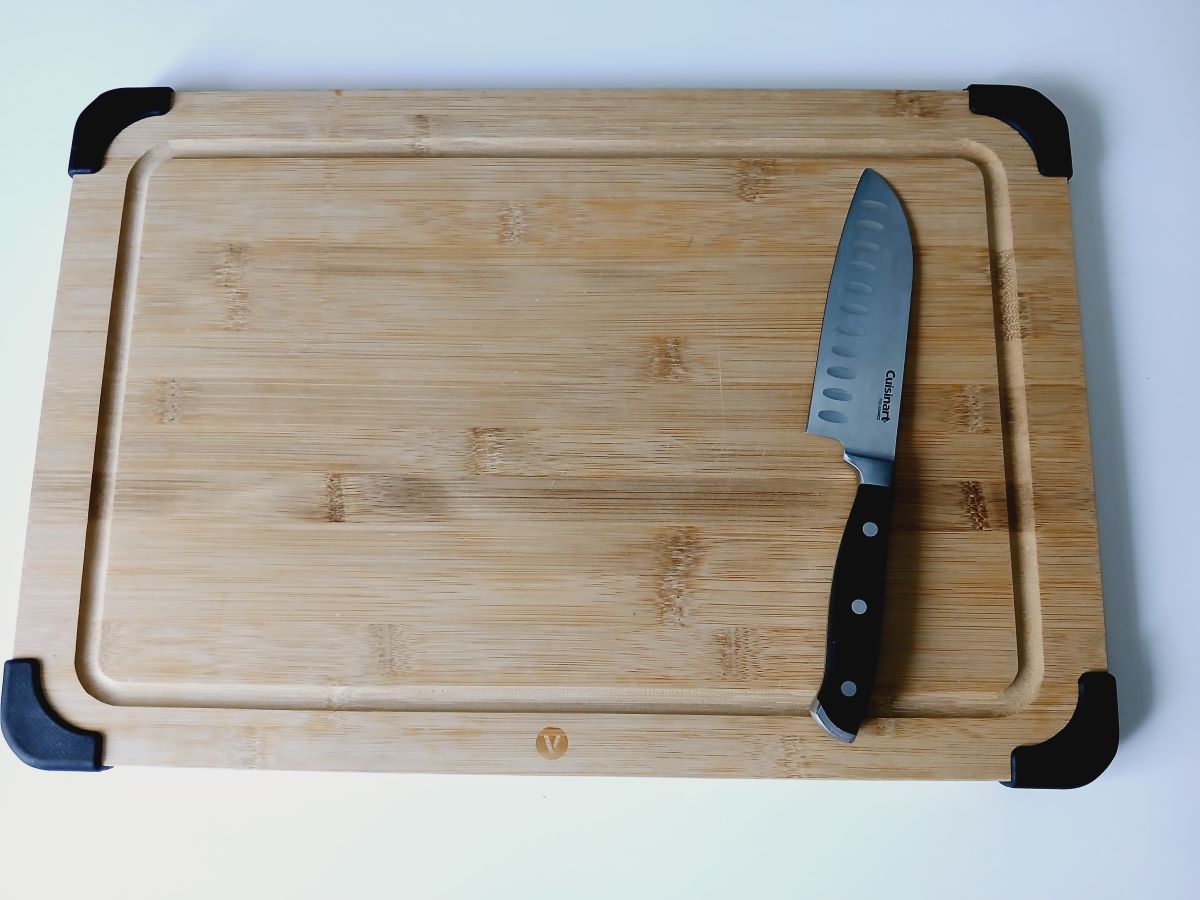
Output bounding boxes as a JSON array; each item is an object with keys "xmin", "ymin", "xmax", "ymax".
[{"xmin": 1016, "ymin": 77, "xmax": 1150, "ymax": 739}]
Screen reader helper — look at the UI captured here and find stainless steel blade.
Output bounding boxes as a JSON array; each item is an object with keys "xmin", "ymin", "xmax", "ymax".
[{"xmin": 805, "ymin": 169, "xmax": 913, "ymax": 486}]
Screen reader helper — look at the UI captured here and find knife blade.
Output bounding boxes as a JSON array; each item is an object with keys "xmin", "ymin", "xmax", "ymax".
[{"xmin": 806, "ymin": 168, "xmax": 914, "ymax": 743}]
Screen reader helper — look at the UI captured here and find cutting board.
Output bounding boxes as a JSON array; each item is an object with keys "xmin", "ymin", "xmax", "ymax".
[{"xmin": 5, "ymin": 88, "xmax": 1115, "ymax": 784}]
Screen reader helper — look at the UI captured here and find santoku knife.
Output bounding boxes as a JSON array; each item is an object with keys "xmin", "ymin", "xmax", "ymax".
[{"xmin": 807, "ymin": 168, "xmax": 914, "ymax": 743}]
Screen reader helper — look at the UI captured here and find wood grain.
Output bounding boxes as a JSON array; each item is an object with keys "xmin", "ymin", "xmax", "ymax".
[{"xmin": 12, "ymin": 90, "xmax": 1106, "ymax": 777}]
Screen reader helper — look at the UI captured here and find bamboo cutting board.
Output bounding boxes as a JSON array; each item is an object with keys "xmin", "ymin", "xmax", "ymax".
[{"xmin": 5, "ymin": 88, "xmax": 1115, "ymax": 784}]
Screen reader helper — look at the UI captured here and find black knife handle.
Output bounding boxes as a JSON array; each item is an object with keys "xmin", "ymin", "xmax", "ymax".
[{"xmin": 810, "ymin": 482, "xmax": 894, "ymax": 742}]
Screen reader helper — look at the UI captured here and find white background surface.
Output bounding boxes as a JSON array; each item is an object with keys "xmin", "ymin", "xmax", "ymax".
[{"xmin": 1, "ymin": 1, "xmax": 1197, "ymax": 897}]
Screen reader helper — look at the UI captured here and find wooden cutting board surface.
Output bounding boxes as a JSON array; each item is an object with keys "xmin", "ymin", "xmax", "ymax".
[{"xmin": 14, "ymin": 90, "xmax": 1106, "ymax": 777}]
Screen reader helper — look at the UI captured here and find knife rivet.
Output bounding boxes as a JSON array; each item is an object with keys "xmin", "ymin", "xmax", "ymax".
[
  {"xmin": 851, "ymin": 599, "xmax": 868, "ymax": 615},
  {"xmin": 840, "ymin": 681, "xmax": 858, "ymax": 697},
  {"xmin": 862, "ymin": 521, "xmax": 879, "ymax": 537}
]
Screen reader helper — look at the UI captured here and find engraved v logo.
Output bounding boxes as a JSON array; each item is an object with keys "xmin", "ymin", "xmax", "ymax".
[{"xmin": 536, "ymin": 727, "xmax": 568, "ymax": 759}]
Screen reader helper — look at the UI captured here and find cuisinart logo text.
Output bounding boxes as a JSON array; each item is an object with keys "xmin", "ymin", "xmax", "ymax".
[{"xmin": 877, "ymin": 370, "xmax": 897, "ymax": 422}]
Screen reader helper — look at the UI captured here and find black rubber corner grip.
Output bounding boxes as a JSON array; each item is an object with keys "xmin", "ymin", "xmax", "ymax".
[
  {"xmin": 967, "ymin": 84, "xmax": 1072, "ymax": 178},
  {"xmin": 2, "ymin": 659, "xmax": 106, "ymax": 771},
  {"xmin": 68, "ymin": 86, "xmax": 175, "ymax": 176},
  {"xmin": 1003, "ymin": 671, "xmax": 1118, "ymax": 789}
]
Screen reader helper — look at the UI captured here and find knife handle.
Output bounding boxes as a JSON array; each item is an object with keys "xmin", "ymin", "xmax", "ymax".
[{"xmin": 810, "ymin": 482, "xmax": 894, "ymax": 743}]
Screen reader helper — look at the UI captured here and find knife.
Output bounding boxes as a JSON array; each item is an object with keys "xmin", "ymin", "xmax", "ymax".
[{"xmin": 806, "ymin": 168, "xmax": 914, "ymax": 743}]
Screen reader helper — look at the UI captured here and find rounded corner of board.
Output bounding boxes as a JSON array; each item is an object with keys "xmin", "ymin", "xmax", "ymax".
[
  {"xmin": 1002, "ymin": 671, "xmax": 1118, "ymax": 789},
  {"xmin": 69, "ymin": 86, "xmax": 175, "ymax": 177},
  {"xmin": 965, "ymin": 84, "xmax": 1072, "ymax": 179},
  {"xmin": 2, "ymin": 658, "xmax": 108, "ymax": 772}
]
